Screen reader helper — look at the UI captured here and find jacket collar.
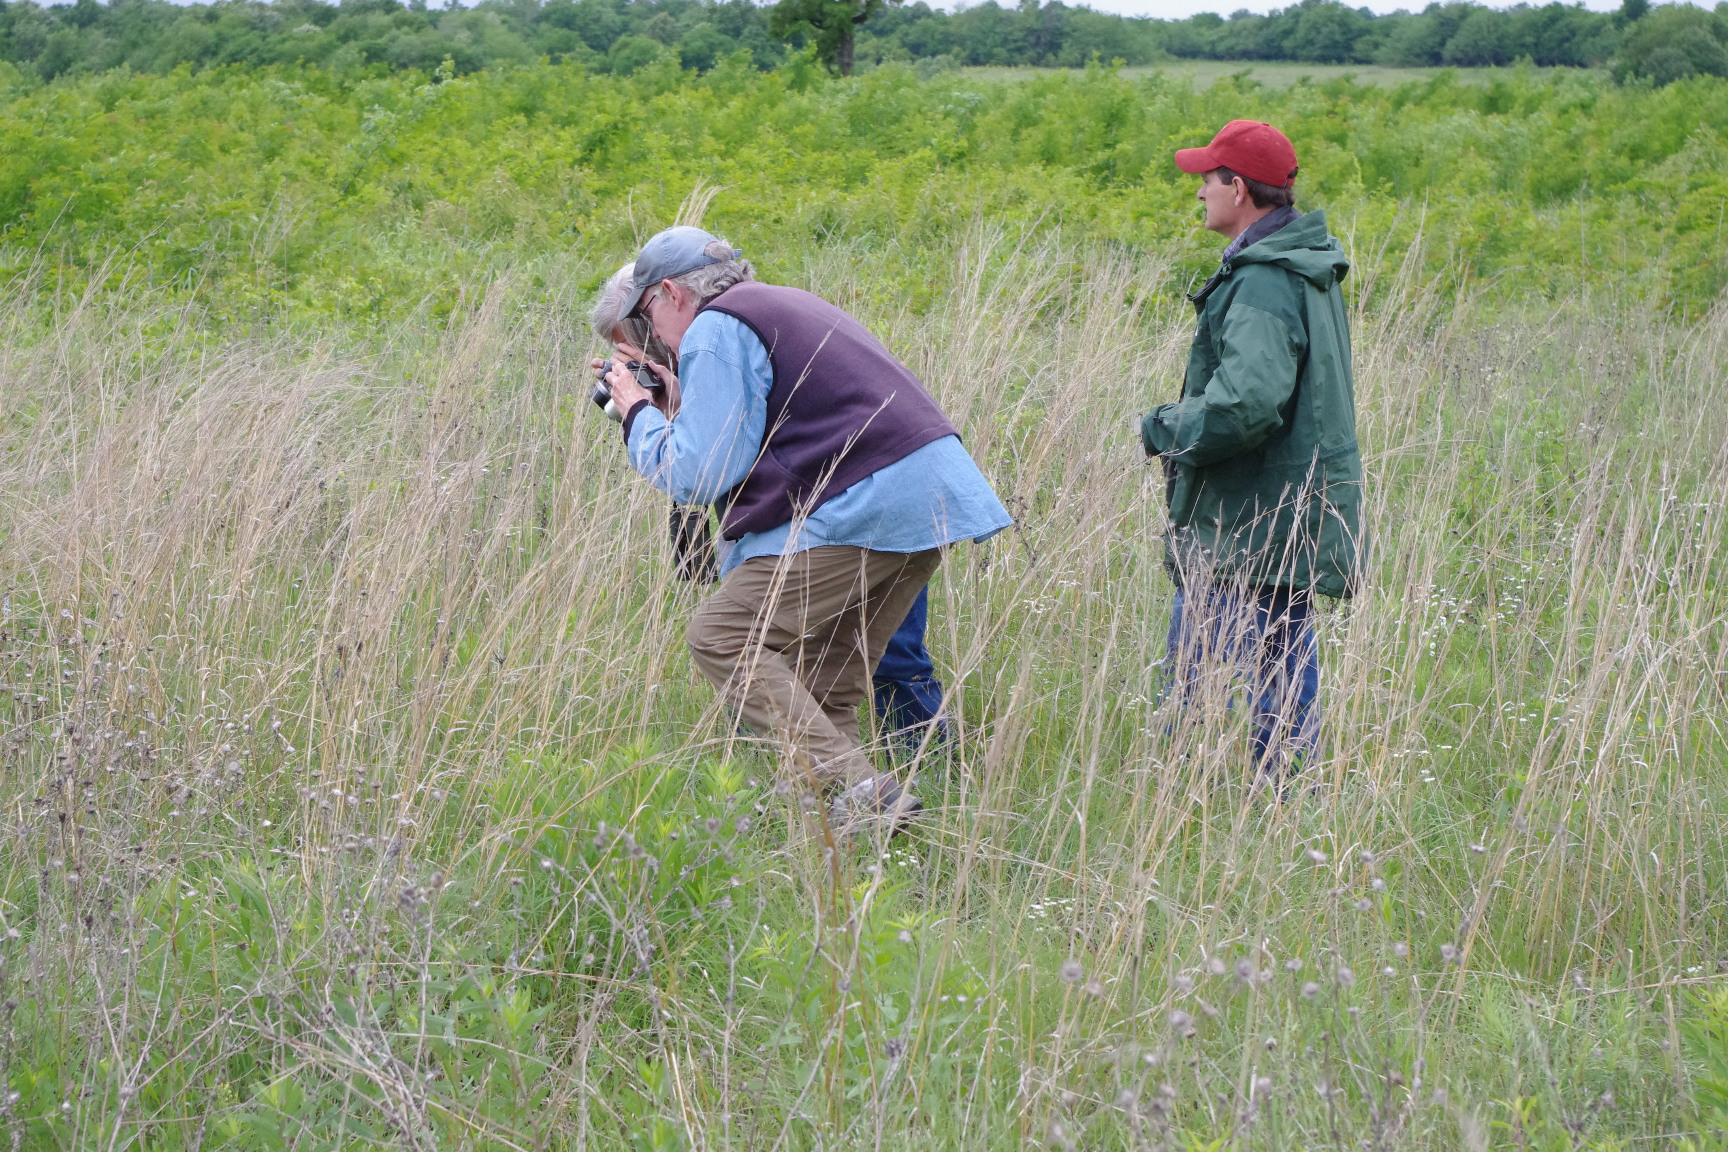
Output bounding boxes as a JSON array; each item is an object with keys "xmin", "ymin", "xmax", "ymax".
[
  {"xmin": 1188, "ymin": 205, "xmax": 1301, "ymax": 307},
  {"xmin": 1222, "ymin": 205, "xmax": 1299, "ymax": 263}
]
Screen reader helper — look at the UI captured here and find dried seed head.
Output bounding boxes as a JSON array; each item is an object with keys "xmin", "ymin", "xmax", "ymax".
[
  {"xmin": 1301, "ymin": 981, "xmax": 1321, "ymax": 999},
  {"xmin": 1059, "ymin": 959, "xmax": 1084, "ymax": 984}
]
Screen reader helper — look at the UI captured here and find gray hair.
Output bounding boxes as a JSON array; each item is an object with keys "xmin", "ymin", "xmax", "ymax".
[
  {"xmin": 590, "ymin": 262, "xmax": 652, "ymax": 345},
  {"xmin": 665, "ymin": 238, "xmax": 754, "ymax": 305}
]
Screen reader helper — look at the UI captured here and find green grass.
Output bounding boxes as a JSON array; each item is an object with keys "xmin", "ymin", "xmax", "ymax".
[{"xmin": 0, "ymin": 59, "xmax": 1726, "ymax": 1152}]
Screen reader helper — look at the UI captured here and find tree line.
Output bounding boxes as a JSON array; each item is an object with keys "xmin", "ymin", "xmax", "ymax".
[{"xmin": 0, "ymin": 0, "xmax": 1724, "ymax": 86}]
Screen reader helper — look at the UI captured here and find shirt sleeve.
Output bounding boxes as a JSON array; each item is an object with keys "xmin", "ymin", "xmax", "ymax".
[
  {"xmin": 624, "ymin": 313, "xmax": 770, "ymax": 506},
  {"xmin": 1142, "ymin": 302, "xmax": 1300, "ymax": 468}
]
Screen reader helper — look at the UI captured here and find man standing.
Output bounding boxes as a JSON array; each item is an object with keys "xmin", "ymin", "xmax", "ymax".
[
  {"xmin": 597, "ymin": 227, "xmax": 1010, "ymax": 830},
  {"xmin": 1141, "ymin": 120, "xmax": 1364, "ymax": 776}
]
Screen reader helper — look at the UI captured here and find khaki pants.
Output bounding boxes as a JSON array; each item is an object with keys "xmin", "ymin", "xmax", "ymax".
[{"xmin": 686, "ymin": 546, "xmax": 943, "ymax": 787}]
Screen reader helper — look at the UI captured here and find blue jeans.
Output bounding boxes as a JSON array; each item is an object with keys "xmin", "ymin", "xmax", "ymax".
[
  {"xmin": 873, "ymin": 586, "xmax": 949, "ymax": 754},
  {"xmin": 1161, "ymin": 584, "xmax": 1319, "ymax": 771}
]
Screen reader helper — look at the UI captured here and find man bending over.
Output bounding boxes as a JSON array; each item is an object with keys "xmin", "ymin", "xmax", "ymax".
[{"xmin": 596, "ymin": 227, "xmax": 1010, "ymax": 831}]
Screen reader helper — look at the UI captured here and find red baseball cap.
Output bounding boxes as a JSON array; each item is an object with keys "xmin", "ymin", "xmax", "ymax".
[{"xmin": 1174, "ymin": 120, "xmax": 1299, "ymax": 189}]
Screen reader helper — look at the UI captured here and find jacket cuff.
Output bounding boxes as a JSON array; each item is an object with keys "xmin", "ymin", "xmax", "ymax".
[
  {"xmin": 621, "ymin": 398, "xmax": 652, "ymax": 444},
  {"xmin": 1141, "ymin": 407, "xmax": 1170, "ymax": 456}
]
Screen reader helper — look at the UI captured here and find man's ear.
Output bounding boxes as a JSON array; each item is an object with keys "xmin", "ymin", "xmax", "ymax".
[{"xmin": 1232, "ymin": 177, "xmax": 1251, "ymax": 208}]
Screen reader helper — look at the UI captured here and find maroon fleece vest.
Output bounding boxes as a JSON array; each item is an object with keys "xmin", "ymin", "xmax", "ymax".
[{"xmin": 700, "ymin": 282, "xmax": 958, "ymax": 540}]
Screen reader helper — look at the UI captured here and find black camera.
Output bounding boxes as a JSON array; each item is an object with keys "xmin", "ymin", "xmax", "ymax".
[{"xmin": 592, "ymin": 359, "xmax": 663, "ymax": 419}]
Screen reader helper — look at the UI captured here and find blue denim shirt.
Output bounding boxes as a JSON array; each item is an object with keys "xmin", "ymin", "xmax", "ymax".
[{"xmin": 626, "ymin": 310, "xmax": 1012, "ymax": 575}]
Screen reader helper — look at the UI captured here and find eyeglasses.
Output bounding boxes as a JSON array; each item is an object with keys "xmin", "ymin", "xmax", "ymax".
[{"xmin": 633, "ymin": 286, "xmax": 662, "ymax": 320}]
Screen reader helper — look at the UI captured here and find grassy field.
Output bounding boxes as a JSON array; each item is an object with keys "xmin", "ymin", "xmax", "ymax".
[
  {"xmin": 1, "ymin": 59, "xmax": 1727, "ymax": 1151},
  {"xmin": 958, "ymin": 60, "xmax": 1585, "ymax": 87}
]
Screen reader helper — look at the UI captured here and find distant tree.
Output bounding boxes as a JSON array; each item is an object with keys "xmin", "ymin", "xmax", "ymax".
[
  {"xmin": 556, "ymin": 0, "xmax": 629, "ymax": 55},
  {"xmin": 641, "ymin": 12, "xmax": 679, "ymax": 45},
  {"xmin": 1616, "ymin": 1, "xmax": 1728, "ymax": 82},
  {"xmin": 676, "ymin": 22, "xmax": 732, "ymax": 69},
  {"xmin": 1058, "ymin": 8, "xmax": 1159, "ymax": 65},
  {"xmin": 1442, "ymin": 7, "xmax": 1508, "ymax": 65},
  {"xmin": 1369, "ymin": 3, "xmax": 1456, "ymax": 66},
  {"xmin": 0, "ymin": 0, "xmax": 1657, "ymax": 84},
  {"xmin": 606, "ymin": 32, "xmax": 664, "ymax": 72},
  {"xmin": 1509, "ymin": 3, "xmax": 1617, "ymax": 68},
  {"xmin": 995, "ymin": 0, "xmax": 1066, "ymax": 64},
  {"xmin": 949, "ymin": 2, "xmax": 1028, "ymax": 65},
  {"xmin": 65, "ymin": 0, "xmax": 104, "ymax": 30},
  {"xmin": 1284, "ymin": 0, "xmax": 1370, "ymax": 63},
  {"xmin": 1211, "ymin": 7, "xmax": 1287, "ymax": 59},
  {"xmin": 771, "ymin": 0, "xmax": 901, "ymax": 73}
]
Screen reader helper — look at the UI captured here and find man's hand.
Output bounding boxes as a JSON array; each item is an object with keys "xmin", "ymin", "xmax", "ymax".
[{"xmin": 608, "ymin": 341, "xmax": 681, "ymax": 417}]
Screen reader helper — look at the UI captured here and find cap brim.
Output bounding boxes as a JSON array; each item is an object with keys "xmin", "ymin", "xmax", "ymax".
[
  {"xmin": 619, "ymin": 281, "xmax": 650, "ymax": 319},
  {"xmin": 1174, "ymin": 146, "xmax": 1218, "ymax": 174}
]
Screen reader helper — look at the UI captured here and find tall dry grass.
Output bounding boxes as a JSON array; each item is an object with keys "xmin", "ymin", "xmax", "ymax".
[{"xmin": 1, "ymin": 222, "xmax": 1725, "ymax": 1149}]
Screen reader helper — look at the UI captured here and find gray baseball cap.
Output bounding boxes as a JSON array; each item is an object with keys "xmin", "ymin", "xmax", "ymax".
[{"xmin": 620, "ymin": 226, "xmax": 742, "ymax": 317}]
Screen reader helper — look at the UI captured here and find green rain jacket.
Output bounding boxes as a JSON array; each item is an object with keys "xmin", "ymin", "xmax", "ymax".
[{"xmin": 1141, "ymin": 209, "xmax": 1364, "ymax": 598}]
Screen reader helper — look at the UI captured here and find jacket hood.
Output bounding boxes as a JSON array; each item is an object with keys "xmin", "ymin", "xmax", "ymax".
[{"xmin": 1230, "ymin": 209, "xmax": 1350, "ymax": 289}]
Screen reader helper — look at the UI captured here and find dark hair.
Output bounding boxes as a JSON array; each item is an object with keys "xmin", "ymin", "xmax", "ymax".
[{"xmin": 1210, "ymin": 166, "xmax": 1297, "ymax": 209}]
